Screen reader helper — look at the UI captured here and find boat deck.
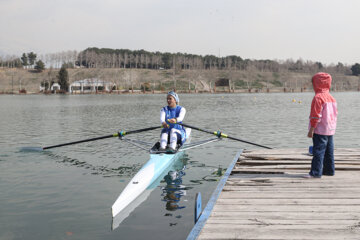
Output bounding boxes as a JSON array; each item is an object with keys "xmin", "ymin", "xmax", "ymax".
[{"xmin": 192, "ymin": 148, "xmax": 360, "ymax": 240}]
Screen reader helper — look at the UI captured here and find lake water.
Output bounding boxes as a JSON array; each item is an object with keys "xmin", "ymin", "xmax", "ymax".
[{"xmin": 0, "ymin": 92, "xmax": 359, "ymax": 240}]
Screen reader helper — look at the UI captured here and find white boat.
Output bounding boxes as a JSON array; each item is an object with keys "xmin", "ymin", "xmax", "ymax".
[
  {"xmin": 111, "ymin": 128, "xmax": 191, "ymax": 217},
  {"xmin": 111, "ymin": 128, "xmax": 221, "ymax": 220},
  {"xmin": 112, "ymin": 155, "xmax": 186, "ymax": 230}
]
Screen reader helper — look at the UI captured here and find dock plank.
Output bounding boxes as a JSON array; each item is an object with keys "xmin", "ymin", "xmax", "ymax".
[{"xmin": 198, "ymin": 229, "xmax": 360, "ymax": 240}]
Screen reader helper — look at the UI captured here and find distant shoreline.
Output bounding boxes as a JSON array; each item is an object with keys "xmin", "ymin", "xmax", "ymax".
[
  {"xmin": 1, "ymin": 68, "xmax": 359, "ymax": 94},
  {"xmin": 1, "ymin": 88, "xmax": 357, "ymax": 95}
]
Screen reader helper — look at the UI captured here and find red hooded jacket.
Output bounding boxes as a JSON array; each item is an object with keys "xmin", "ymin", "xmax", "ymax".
[{"xmin": 309, "ymin": 72, "xmax": 338, "ymax": 135}]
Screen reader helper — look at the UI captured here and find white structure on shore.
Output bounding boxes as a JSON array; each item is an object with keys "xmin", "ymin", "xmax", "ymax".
[
  {"xmin": 69, "ymin": 78, "xmax": 116, "ymax": 94},
  {"xmin": 39, "ymin": 83, "xmax": 61, "ymax": 92},
  {"xmin": 51, "ymin": 83, "xmax": 61, "ymax": 91}
]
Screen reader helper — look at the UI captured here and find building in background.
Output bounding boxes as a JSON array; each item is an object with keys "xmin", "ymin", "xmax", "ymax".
[{"xmin": 69, "ymin": 78, "xmax": 116, "ymax": 94}]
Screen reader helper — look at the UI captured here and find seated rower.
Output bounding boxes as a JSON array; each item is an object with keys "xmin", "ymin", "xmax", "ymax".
[{"xmin": 160, "ymin": 91, "xmax": 186, "ymax": 151}]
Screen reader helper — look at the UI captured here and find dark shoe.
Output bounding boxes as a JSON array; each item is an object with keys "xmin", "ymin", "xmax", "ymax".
[{"xmin": 166, "ymin": 147, "xmax": 176, "ymax": 153}]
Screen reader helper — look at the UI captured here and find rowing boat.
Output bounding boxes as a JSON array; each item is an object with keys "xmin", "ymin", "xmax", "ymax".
[
  {"xmin": 111, "ymin": 128, "xmax": 222, "ymax": 220},
  {"xmin": 111, "ymin": 128, "xmax": 192, "ymax": 218}
]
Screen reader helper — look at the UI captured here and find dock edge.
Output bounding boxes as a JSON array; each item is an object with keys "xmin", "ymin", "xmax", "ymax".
[{"xmin": 186, "ymin": 149, "xmax": 243, "ymax": 240}]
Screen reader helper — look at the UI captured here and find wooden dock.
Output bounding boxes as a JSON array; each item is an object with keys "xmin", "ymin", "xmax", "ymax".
[{"xmin": 193, "ymin": 148, "xmax": 360, "ymax": 240}]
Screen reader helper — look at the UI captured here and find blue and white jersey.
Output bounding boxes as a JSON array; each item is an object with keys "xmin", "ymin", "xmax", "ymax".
[
  {"xmin": 160, "ymin": 105, "xmax": 186, "ymax": 130},
  {"xmin": 160, "ymin": 105, "xmax": 186, "ymax": 142}
]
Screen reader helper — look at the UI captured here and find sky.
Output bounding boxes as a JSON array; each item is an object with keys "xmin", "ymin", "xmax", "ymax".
[{"xmin": 1, "ymin": 0, "xmax": 360, "ymax": 65}]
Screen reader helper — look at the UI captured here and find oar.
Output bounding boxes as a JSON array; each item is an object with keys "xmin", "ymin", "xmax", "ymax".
[
  {"xmin": 21, "ymin": 126, "xmax": 161, "ymax": 151},
  {"xmin": 178, "ymin": 123, "xmax": 272, "ymax": 149}
]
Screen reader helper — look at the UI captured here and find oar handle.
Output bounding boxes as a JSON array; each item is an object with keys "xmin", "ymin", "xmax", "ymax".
[
  {"xmin": 178, "ymin": 123, "xmax": 272, "ymax": 149},
  {"xmin": 179, "ymin": 123, "xmax": 213, "ymax": 135},
  {"xmin": 118, "ymin": 126, "xmax": 162, "ymax": 137}
]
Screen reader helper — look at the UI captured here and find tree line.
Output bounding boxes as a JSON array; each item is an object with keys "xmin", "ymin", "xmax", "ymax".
[
  {"xmin": 1, "ymin": 47, "xmax": 360, "ymax": 76},
  {"xmin": 77, "ymin": 47, "xmax": 359, "ymax": 76},
  {"xmin": 0, "ymin": 50, "xmax": 77, "ymax": 70}
]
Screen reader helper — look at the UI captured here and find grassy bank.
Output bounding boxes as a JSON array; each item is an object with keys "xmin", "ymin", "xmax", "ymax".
[{"xmin": 0, "ymin": 68, "xmax": 359, "ymax": 94}]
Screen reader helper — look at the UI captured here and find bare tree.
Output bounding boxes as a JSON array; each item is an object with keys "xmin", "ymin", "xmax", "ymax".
[
  {"xmin": 124, "ymin": 53, "xmax": 128, "ymax": 68},
  {"xmin": 119, "ymin": 53, "xmax": 123, "ymax": 68}
]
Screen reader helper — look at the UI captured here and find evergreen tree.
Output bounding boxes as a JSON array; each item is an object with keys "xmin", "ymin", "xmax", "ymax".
[
  {"xmin": 21, "ymin": 53, "xmax": 28, "ymax": 68},
  {"xmin": 161, "ymin": 52, "xmax": 172, "ymax": 69},
  {"xmin": 315, "ymin": 62, "xmax": 323, "ymax": 70},
  {"xmin": 34, "ymin": 60, "xmax": 45, "ymax": 72},
  {"xmin": 27, "ymin": 52, "xmax": 37, "ymax": 68},
  {"xmin": 57, "ymin": 65, "xmax": 69, "ymax": 91},
  {"xmin": 351, "ymin": 63, "xmax": 360, "ymax": 76}
]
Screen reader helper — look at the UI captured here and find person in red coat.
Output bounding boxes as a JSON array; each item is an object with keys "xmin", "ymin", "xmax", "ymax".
[{"xmin": 305, "ymin": 72, "xmax": 338, "ymax": 178}]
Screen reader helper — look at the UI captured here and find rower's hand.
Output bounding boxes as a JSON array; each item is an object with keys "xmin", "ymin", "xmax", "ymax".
[
  {"xmin": 167, "ymin": 118, "xmax": 177, "ymax": 124},
  {"xmin": 162, "ymin": 122, "xmax": 169, "ymax": 128}
]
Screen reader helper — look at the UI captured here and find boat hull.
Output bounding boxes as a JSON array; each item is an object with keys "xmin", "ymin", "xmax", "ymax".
[
  {"xmin": 112, "ymin": 152, "xmax": 184, "ymax": 230},
  {"xmin": 111, "ymin": 128, "xmax": 191, "ymax": 218},
  {"xmin": 111, "ymin": 151, "xmax": 184, "ymax": 217}
]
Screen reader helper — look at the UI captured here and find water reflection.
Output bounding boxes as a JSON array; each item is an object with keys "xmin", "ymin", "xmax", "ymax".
[
  {"xmin": 161, "ymin": 167, "xmax": 187, "ymax": 212},
  {"xmin": 160, "ymin": 158, "xmax": 225, "ymax": 227},
  {"xmin": 160, "ymin": 157, "xmax": 192, "ymax": 227},
  {"xmin": 43, "ymin": 150, "xmax": 142, "ymax": 177},
  {"xmin": 187, "ymin": 160, "xmax": 226, "ymax": 185},
  {"xmin": 112, "ymin": 155, "xmax": 190, "ymax": 230}
]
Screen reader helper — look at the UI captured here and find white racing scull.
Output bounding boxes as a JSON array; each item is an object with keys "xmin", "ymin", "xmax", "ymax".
[{"xmin": 111, "ymin": 128, "xmax": 221, "ymax": 220}]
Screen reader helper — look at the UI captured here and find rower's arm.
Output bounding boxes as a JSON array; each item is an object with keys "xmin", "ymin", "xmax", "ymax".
[
  {"xmin": 160, "ymin": 108, "xmax": 166, "ymax": 124},
  {"xmin": 176, "ymin": 107, "xmax": 186, "ymax": 122}
]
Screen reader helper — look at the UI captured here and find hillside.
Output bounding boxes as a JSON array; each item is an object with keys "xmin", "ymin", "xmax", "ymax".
[{"xmin": 0, "ymin": 68, "xmax": 359, "ymax": 94}]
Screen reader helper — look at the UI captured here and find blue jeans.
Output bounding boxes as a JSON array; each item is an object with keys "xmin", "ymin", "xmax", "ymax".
[{"xmin": 309, "ymin": 134, "xmax": 335, "ymax": 177}]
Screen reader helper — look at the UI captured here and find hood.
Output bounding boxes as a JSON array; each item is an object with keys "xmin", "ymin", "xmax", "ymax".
[{"xmin": 312, "ymin": 72, "xmax": 332, "ymax": 93}]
